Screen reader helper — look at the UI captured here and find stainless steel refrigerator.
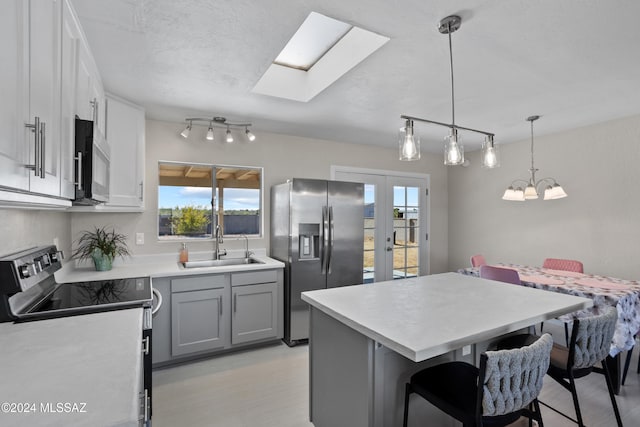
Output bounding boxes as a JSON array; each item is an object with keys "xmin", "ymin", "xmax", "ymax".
[{"xmin": 271, "ymin": 178, "xmax": 364, "ymax": 346}]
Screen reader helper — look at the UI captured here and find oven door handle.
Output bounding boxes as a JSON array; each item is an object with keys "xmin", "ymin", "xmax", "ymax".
[{"xmin": 151, "ymin": 288, "xmax": 163, "ymax": 315}]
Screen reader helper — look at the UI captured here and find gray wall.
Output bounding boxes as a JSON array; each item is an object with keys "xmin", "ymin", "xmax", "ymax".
[
  {"xmin": 70, "ymin": 119, "xmax": 451, "ymax": 273},
  {"xmin": 448, "ymin": 114, "xmax": 640, "ymax": 279}
]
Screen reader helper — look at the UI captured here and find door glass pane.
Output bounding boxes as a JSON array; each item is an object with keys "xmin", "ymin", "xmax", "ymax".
[
  {"xmin": 363, "ymin": 184, "xmax": 375, "ymax": 283},
  {"xmin": 393, "ymin": 186, "xmax": 419, "ymax": 279}
]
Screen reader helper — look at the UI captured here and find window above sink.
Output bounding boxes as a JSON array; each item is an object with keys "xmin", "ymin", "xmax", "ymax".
[{"xmin": 157, "ymin": 161, "xmax": 263, "ymax": 241}]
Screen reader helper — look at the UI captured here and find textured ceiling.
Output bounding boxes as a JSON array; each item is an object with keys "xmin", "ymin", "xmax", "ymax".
[{"xmin": 73, "ymin": 0, "xmax": 640, "ymax": 153}]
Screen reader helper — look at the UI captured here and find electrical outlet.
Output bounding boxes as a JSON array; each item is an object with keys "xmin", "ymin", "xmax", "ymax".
[
  {"xmin": 462, "ymin": 345, "xmax": 471, "ymax": 356},
  {"xmin": 135, "ymin": 232, "xmax": 144, "ymax": 245}
]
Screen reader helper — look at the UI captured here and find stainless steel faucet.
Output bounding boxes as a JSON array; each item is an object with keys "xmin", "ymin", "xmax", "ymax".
[
  {"xmin": 213, "ymin": 224, "xmax": 227, "ymax": 260},
  {"xmin": 240, "ymin": 234, "xmax": 253, "ymax": 259}
]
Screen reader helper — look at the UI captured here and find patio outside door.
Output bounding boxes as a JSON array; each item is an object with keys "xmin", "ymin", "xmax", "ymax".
[{"xmin": 333, "ymin": 169, "xmax": 429, "ymax": 283}]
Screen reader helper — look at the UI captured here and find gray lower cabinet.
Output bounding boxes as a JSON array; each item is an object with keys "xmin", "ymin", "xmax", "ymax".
[
  {"xmin": 152, "ymin": 268, "xmax": 283, "ymax": 367},
  {"xmin": 171, "ymin": 275, "xmax": 230, "ymax": 357},
  {"xmin": 151, "ymin": 277, "xmax": 171, "ymax": 365},
  {"xmin": 232, "ymin": 282, "xmax": 279, "ymax": 345}
]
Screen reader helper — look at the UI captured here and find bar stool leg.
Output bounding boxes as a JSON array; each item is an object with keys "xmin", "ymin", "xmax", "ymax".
[{"xmin": 603, "ymin": 360, "xmax": 624, "ymax": 427}]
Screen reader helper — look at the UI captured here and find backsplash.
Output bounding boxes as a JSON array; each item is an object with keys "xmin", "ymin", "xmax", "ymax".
[{"xmin": 0, "ymin": 209, "xmax": 72, "ymax": 258}]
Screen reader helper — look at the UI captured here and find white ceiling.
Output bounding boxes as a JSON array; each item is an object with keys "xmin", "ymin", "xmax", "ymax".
[{"xmin": 73, "ymin": 0, "xmax": 640, "ymax": 153}]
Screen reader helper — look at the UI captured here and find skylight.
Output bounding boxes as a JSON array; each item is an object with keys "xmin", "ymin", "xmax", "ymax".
[
  {"xmin": 273, "ymin": 12, "xmax": 352, "ymax": 71},
  {"xmin": 252, "ymin": 12, "xmax": 389, "ymax": 102}
]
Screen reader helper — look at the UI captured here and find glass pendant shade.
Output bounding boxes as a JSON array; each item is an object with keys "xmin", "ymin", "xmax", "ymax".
[
  {"xmin": 206, "ymin": 125, "xmax": 214, "ymax": 141},
  {"xmin": 444, "ymin": 129, "xmax": 464, "ymax": 165},
  {"xmin": 245, "ymin": 128, "xmax": 256, "ymax": 142},
  {"xmin": 226, "ymin": 128, "xmax": 233, "ymax": 143},
  {"xmin": 399, "ymin": 120, "xmax": 420, "ymax": 161},
  {"xmin": 481, "ymin": 136, "xmax": 499, "ymax": 169}
]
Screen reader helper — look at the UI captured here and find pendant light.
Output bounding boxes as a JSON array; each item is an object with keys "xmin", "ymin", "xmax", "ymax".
[
  {"xmin": 502, "ymin": 116, "xmax": 567, "ymax": 201},
  {"xmin": 399, "ymin": 119, "xmax": 420, "ymax": 161},
  {"xmin": 399, "ymin": 15, "xmax": 497, "ymax": 166}
]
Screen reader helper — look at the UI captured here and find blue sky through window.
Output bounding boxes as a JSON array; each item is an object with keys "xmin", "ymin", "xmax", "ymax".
[{"xmin": 159, "ymin": 186, "xmax": 259, "ymax": 210}]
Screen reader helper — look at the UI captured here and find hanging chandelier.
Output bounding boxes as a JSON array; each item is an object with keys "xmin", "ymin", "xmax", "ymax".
[
  {"xmin": 180, "ymin": 116, "xmax": 256, "ymax": 143},
  {"xmin": 502, "ymin": 116, "xmax": 567, "ymax": 201},
  {"xmin": 399, "ymin": 15, "xmax": 498, "ymax": 167}
]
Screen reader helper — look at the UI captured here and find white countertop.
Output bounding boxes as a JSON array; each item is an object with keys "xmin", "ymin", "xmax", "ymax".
[
  {"xmin": 0, "ymin": 308, "xmax": 143, "ymax": 427},
  {"xmin": 55, "ymin": 251, "xmax": 284, "ymax": 283},
  {"xmin": 302, "ymin": 272, "xmax": 593, "ymax": 362}
]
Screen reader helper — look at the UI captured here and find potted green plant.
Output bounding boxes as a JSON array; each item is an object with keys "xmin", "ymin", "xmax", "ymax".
[{"xmin": 72, "ymin": 226, "xmax": 131, "ymax": 271}]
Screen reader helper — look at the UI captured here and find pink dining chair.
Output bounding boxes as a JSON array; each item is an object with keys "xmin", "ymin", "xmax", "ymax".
[
  {"xmin": 479, "ymin": 265, "xmax": 521, "ymax": 285},
  {"xmin": 470, "ymin": 254, "xmax": 487, "ymax": 267},
  {"xmin": 542, "ymin": 258, "xmax": 584, "ymax": 273}
]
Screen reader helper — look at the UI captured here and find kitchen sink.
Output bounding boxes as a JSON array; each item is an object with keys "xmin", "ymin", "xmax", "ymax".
[{"xmin": 180, "ymin": 258, "xmax": 265, "ymax": 268}]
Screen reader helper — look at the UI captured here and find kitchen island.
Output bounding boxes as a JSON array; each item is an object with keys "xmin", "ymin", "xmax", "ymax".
[{"xmin": 301, "ymin": 272, "xmax": 592, "ymax": 427}]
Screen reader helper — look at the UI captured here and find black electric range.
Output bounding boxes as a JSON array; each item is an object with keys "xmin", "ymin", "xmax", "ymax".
[{"xmin": 0, "ymin": 245, "xmax": 152, "ymax": 322}]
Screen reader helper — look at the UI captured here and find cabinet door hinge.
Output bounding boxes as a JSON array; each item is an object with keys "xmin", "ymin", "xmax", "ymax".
[
  {"xmin": 425, "ymin": 233, "xmax": 429, "ymax": 241},
  {"xmin": 425, "ymin": 188, "xmax": 429, "ymax": 196}
]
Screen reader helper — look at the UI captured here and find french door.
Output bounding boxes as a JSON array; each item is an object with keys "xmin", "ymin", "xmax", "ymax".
[{"xmin": 333, "ymin": 168, "xmax": 429, "ymax": 283}]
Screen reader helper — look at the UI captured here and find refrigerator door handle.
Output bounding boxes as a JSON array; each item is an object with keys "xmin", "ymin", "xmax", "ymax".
[
  {"xmin": 327, "ymin": 206, "xmax": 334, "ymax": 274},
  {"xmin": 321, "ymin": 205, "xmax": 329, "ymax": 275}
]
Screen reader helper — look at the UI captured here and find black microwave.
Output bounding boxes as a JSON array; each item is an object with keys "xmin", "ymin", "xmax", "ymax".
[{"xmin": 73, "ymin": 117, "xmax": 110, "ymax": 205}]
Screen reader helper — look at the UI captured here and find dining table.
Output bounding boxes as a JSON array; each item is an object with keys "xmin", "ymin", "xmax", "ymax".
[{"xmin": 459, "ymin": 264, "xmax": 640, "ymax": 393}]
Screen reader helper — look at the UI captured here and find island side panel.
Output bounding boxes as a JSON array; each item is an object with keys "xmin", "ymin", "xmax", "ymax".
[{"xmin": 309, "ymin": 307, "xmax": 375, "ymax": 427}]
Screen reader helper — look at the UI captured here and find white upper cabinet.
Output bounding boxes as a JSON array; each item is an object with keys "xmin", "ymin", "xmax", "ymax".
[
  {"xmin": 59, "ymin": 0, "xmax": 81, "ymax": 199},
  {"xmin": 0, "ymin": 1, "xmax": 29, "ymax": 192},
  {"xmin": 104, "ymin": 94, "xmax": 146, "ymax": 210},
  {"xmin": 27, "ymin": 0, "xmax": 62, "ymax": 197},
  {"xmin": 0, "ymin": 0, "xmax": 67, "ymax": 202}
]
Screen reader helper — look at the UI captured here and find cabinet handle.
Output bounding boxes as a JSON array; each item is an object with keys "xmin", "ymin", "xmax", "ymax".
[
  {"xmin": 233, "ymin": 293, "xmax": 237, "ymax": 313},
  {"xmin": 139, "ymin": 181, "xmax": 144, "ymax": 201},
  {"xmin": 219, "ymin": 296, "xmax": 222, "ymax": 316},
  {"xmin": 74, "ymin": 152, "xmax": 83, "ymax": 190},
  {"xmin": 24, "ymin": 116, "xmax": 40, "ymax": 176},
  {"xmin": 39, "ymin": 122, "xmax": 46, "ymax": 178}
]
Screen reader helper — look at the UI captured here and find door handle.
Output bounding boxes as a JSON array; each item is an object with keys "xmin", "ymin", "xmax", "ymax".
[
  {"xmin": 321, "ymin": 206, "xmax": 329, "ymax": 275},
  {"xmin": 327, "ymin": 206, "xmax": 334, "ymax": 274}
]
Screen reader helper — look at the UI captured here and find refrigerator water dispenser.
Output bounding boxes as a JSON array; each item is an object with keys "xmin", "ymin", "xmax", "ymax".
[{"xmin": 298, "ymin": 223, "xmax": 320, "ymax": 260}]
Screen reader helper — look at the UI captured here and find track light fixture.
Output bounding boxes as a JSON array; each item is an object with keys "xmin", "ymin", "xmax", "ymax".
[
  {"xmin": 399, "ymin": 15, "xmax": 497, "ymax": 166},
  {"xmin": 179, "ymin": 116, "xmax": 256, "ymax": 143}
]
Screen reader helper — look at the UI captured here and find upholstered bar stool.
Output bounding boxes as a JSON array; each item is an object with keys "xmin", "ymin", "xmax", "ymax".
[
  {"xmin": 498, "ymin": 306, "xmax": 623, "ymax": 427},
  {"xmin": 402, "ymin": 334, "xmax": 553, "ymax": 427}
]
